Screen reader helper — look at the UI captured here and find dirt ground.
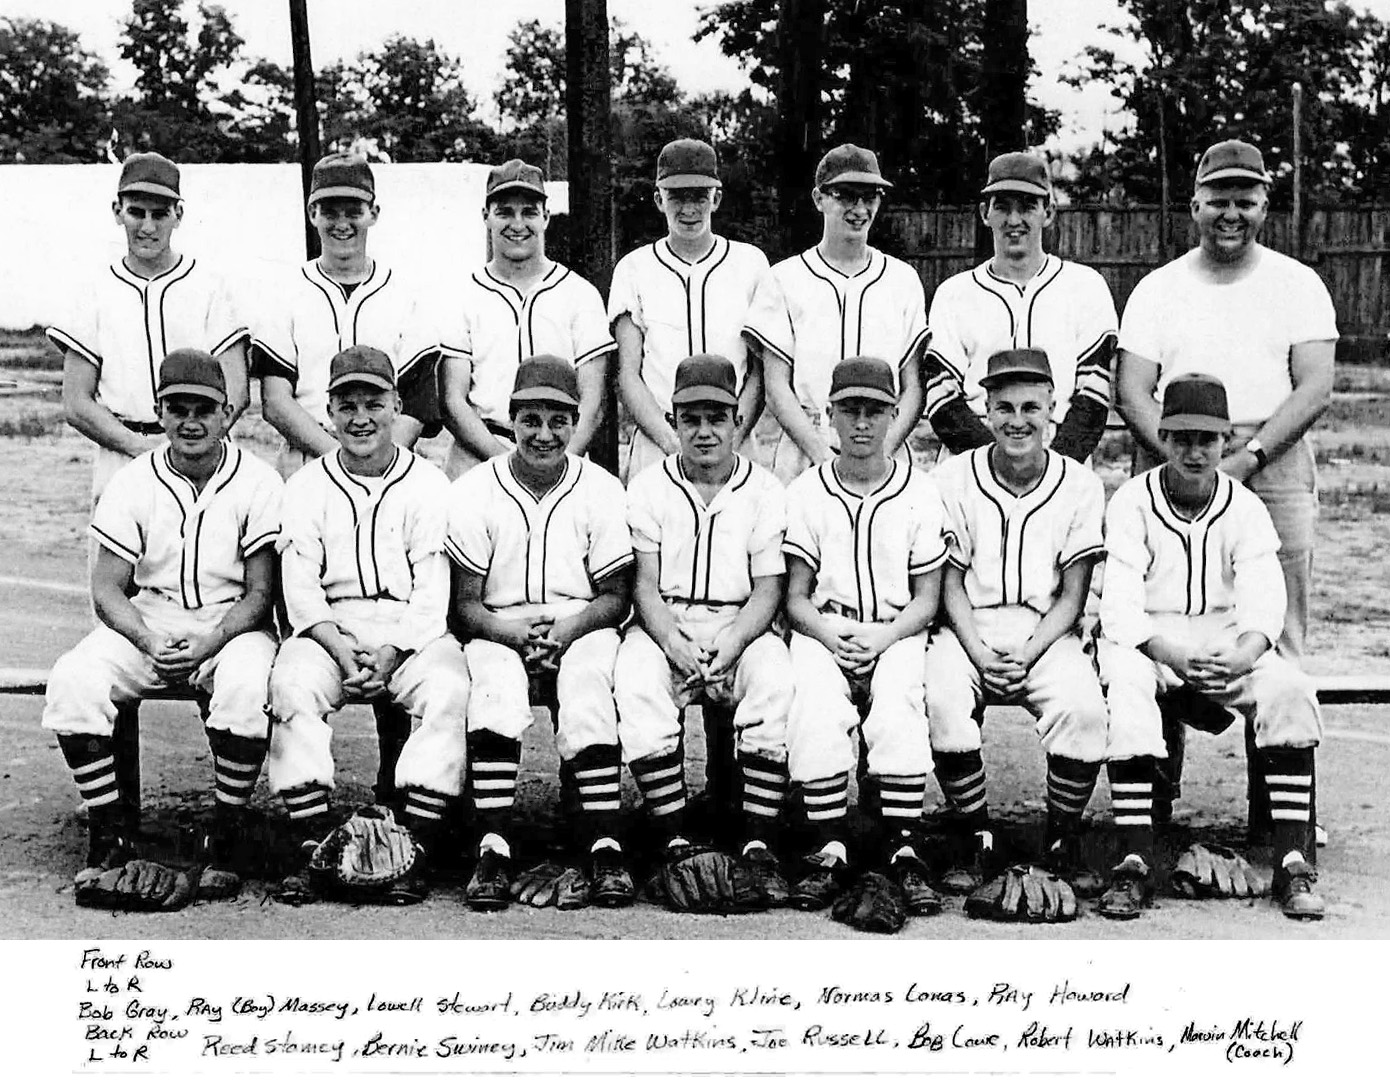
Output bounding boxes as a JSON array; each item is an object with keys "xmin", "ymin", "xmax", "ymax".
[{"xmin": 2, "ymin": 343, "xmax": 1389, "ymax": 939}]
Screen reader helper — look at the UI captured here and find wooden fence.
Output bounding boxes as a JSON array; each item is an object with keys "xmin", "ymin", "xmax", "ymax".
[{"xmin": 878, "ymin": 205, "xmax": 1390, "ymax": 345}]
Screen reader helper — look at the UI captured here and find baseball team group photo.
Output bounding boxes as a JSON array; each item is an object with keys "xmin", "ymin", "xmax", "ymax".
[{"xmin": 2, "ymin": 0, "xmax": 1389, "ymax": 941}]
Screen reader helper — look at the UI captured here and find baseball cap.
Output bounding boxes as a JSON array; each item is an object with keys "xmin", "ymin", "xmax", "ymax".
[
  {"xmin": 671, "ymin": 354, "xmax": 738, "ymax": 407},
  {"xmin": 328, "ymin": 345, "xmax": 395, "ymax": 393},
  {"xmin": 657, "ymin": 139, "xmax": 722, "ymax": 189},
  {"xmin": 828, "ymin": 356, "xmax": 897, "ymax": 405},
  {"xmin": 486, "ymin": 158, "xmax": 547, "ymax": 203},
  {"xmin": 308, "ymin": 152, "xmax": 375, "ymax": 206},
  {"xmin": 1195, "ymin": 139, "xmax": 1272, "ymax": 186},
  {"xmin": 981, "ymin": 151, "xmax": 1051, "ymax": 199},
  {"xmin": 511, "ymin": 355, "xmax": 579, "ymax": 409},
  {"xmin": 157, "ymin": 349, "xmax": 225, "ymax": 404},
  {"xmin": 815, "ymin": 144, "xmax": 893, "ymax": 190},
  {"xmin": 1158, "ymin": 373, "xmax": 1232, "ymax": 433},
  {"xmin": 118, "ymin": 152, "xmax": 181, "ymax": 201},
  {"xmin": 979, "ymin": 348, "xmax": 1054, "ymax": 390}
]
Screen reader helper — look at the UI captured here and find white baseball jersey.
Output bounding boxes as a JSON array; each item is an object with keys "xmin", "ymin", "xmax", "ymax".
[
  {"xmin": 924, "ymin": 255, "xmax": 1117, "ymax": 422},
  {"xmin": 627, "ymin": 454, "xmax": 786, "ymax": 604},
  {"xmin": 782, "ymin": 460, "xmax": 948, "ymax": 622},
  {"xmin": 253, "ymin": 259, "xmax": 438, "ymax": 427},
  {"xmin": 91, "ymin": 441, "xmax": 282, "ymax": 608},
  {"xmin": 743, "ymin": 246, "xmax": 928, "ymax": 414},
  {"xmin": 278, "ymin": 447, "xmax": 453, "ymax": 653},
  {"xmin": 1119, "ymin": 247, "xmax": 1338, "ymax": 425},
  {"xmin": 933, "ymin": 446, "xmax": 1105, "ymax": 613},
  {"xmin": 445, "ymin": 454, "xmax": 633, "ymax": 607},
  {"xmin": 1100, "ymin": 467, "xmax": 1286, "ymax": 650},
  {"xmin": 441, "ymin": 263, "xmax": 615, "ymax": 429},
  {"xmin": 46, "ymin": 256, "xmax": 247, "ymax": 425},
  {"xmin": 608, "ymin": 236, "xmax": 769, "ymax": 410}
]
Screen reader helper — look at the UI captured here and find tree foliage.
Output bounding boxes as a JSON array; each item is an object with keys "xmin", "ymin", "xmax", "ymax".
[
  {"xmin": 0, "ymin": 17, "xmax": 111, "ymax": 163},
  {"xmin": 1062, "ymin": 0, "xmax": 1390, "ymax": 204}
]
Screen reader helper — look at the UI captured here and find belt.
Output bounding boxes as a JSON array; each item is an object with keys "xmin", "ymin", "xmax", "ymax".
[{"xmin": 120, "ymin": 419, "xmax": 164, "ymax": 436}]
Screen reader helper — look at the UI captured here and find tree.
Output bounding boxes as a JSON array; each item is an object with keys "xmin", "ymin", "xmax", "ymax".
[
  {"xmin": 1063, "ymin": 0, "xmax": 1390, "ymax": 204},
  {"xmin": 0, "ymin": 17, "xmax": 111, "ymax": 163}
]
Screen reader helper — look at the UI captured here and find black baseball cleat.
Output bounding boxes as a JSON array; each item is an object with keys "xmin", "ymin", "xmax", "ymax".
[
  {"xmin": 1045, "ymin": 835, "xmax": 1106, "ymax": 898},
  {"xmin": 941, "ymin": 830, "xmax": 997, "ymax": 895},
  {"xmin": 1274, "ymin": 858, "xmax": 1325, "ymax": 921},
  {"xmin": 889, "ymin": 852, "xmax": 944, "ymax": 916},
  {"xmin": 588, "ymin": 847, "xmax": 636, "ymax": 908},
  {"xmin": 741, "ymin": 845, "xmax": 790, "ymax": 907},
  {"xmin": 271, "ymin": 839, "xmax": 322, "ymax": 906},
  {"xmin": 196, "ymin": 826, "xmax": 243, "ymax": 901},
  {"xmin": 788, "ymin": 851, "xmax": 848, "ymax": 911},
  {"xmin": 465, "ymin": 850, "xmax": 513, "ymax": 912},
  {"xmin": 1096, "ymin": 855, "xmax": 1154, "ymax": 921}
]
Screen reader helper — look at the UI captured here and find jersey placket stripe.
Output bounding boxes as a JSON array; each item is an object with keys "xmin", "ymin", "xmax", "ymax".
[
  {"xmin": 663, "ymin": 460, "xmax": 701, "ymax": 598},
  {"xmin": 349, "ymin": 267, "xmax": 393, "ymax": 348},
  {"xmin": 653, "ymin": 244, "xmax": 695, "ymax": 356},
  {"xmin": 1012, "ymin": 462, "xmax": 1067, "ymax": 609},
  {"xmin": 369, "ymin": 452, "xmax": 412, "ymax": 599},
  {"xmin": 536, "ymin": 462, "xmax": 583, "ymax": 603},
  {"xmin": 970, "ymin": 270, "xmax": 1019, "ymax": 347},
  {"xmin": 852, "ymin": 258, "xmax": 890, "ymax": 357},
  {"xmin": 1148, "ymin": 473, "xmax": 1196, "ymax": 615},
  {"xmin": 863, "ymin": 463, "xmax": 910, "ymax": 621},
  {"xmin": 969, "ymin": 449, "xmax": 1011, "ymax": 603},
  {"xmin": 152, "ymin": 454, "xmax": 194, "ymax": 608},
  {"xmin": 523, "ymin": 266, "xmax": 569, "ymax": 362},
  {"xmin": 817, "ymin": 465, "xmax": 862, "ymax": 618},
  {"xmin": 696, "ymin": 239, "xmax": 731, "ymax": 353},
  {"xmin": 323, "ymin": 458, "xmax": 369, "ymax": 597},
  {"xmin": 799, "ymin": 254, "xmax": 849, "ymax": 361}
]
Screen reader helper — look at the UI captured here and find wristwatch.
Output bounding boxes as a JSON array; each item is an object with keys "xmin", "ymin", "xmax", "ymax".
[{"xmin": 1245, "ymin": 438, "xmax": 1269, "ymax": 471}]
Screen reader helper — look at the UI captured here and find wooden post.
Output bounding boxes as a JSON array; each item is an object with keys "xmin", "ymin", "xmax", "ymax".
[
  {"xmin": 776, "ymin": 0, "xmax": 824, "ymax": 260},
  {"xmin": 565, "ymin": 0, "xmax": 616, "ymax": 472},
  {"xmin": 977, "ymin": 0, "xmax": 1029, "ymax": 262},
  {"xmin": 1292, "ymin": 82, "xmax": 1304, "ymax": 260},
  {"xmin": 1157, "ymin": 87, "xmax": 1171, "ymax": 262},
  {"xmin": 289, "ymin": 0, "xmax": 321, "ymax": 260}
]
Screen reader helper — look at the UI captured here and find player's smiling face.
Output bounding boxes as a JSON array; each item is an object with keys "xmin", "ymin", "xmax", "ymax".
[
  {"xmin": 1192, "ymin": 182, "xmax": 1267, "ymax": 263},
  {"xmin": 113, "ymin": 195, "xmax": 182, "ymax": 268},
  {"xmin": 512, "ymin": 403, "xmax": 575, "ymax": 470},
  {"xmin": 310, "ymin": 197, "xmax": 378, "ymax": 258},
  {"xmin": 328, "ymin": 384, "xmax": 399, "ymax": 463},
  {"xmin": 814, "ymin": 184, "xmax": 883, "ymax": 242},
  {"xmin": 985, "ymin": 379, "xmax": 1053, "ymax": 459},
  {"xmin": 982, "ymin": 193, "xmax": 1052, "ymax": 260},
  {"xmin": 656, "ymin": 187, "xmax": 720, "ymax": 243},
  {"xmin": 828, "ymin": 398, "xmax": 894, "ymax": 458},
  {"xmin": 486, "ymin": 194, "xmax": 549, "ymax": 262},
  {"xmin": 673, "ymin": 402, "xmax": 738, "ymax": 468},
  {"xmin": 157, "ymin": 394, "xmax": 228, "ymax": 459},
  {"xmin": 1160, "ymin": 429, "xmax": 1226, "ymax": 485}
]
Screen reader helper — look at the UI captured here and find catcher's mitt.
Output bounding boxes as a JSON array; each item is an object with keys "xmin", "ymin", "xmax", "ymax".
[
  {"xmin": 75, "ymin": 859, "xmax": 195, "ymax": 913},
  {"xmin": 511, "ymin": 861, "xmax": 590, "ymax": 909},
  {"xmin": 307, "ymin": 805, "xmax": 419, "ymax": 900},
  {"xmin": 646, "ymin": 844, "xmax": 765, "ymax": 914},
  {"xmin": 964, "ymin": 864, "xmax": 1078, "ymax": 923},
  {"xmin": 1171, "ymin": 843, "xmax": 1270, "ymax": 898},
  {"xmin": 830, "ymin": 871, "xmax": 908, "ymax": 934}
]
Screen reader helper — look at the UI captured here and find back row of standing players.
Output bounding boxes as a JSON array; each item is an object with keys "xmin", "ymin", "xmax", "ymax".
[{"xmin": 44, "ymin": 133, "xmax": 1334, "ymax": 923}]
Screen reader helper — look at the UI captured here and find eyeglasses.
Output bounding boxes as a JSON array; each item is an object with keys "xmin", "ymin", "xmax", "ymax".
[{"xmin": 823, "ymin": 187, "xmax": 883, "ymax": 207}]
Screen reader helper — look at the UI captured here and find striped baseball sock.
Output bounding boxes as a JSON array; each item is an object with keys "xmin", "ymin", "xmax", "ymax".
[
  {"xmin": 802, "ymin": 773, "xmax": 850, "ymax": 847},
  {"xmin": 874, "ymin": 772, "xmax": 928, "ymax": 825},
  {"xmin": 57, "ymin": 734, "xmax": 122, "ymax": 819},
  {"xmin": 281, "ymin": 784, "xmax": 330, "ymax": 824},
  {"xmin": 933, "ymin": 750, "xmax": 989, "ymax": 832},
  {"xmin": 629, "ymin": 749, "xmax": 687, "ymax": 840},
  {"xmin": 467, "ymin": 731, "xmax": 521, "ymax": 838},
  {"xmin": 205, "ymin": 729, "xmax": 267, "ymax": 809},
  {"xmin": 570, "ymin": 744, "xmax": 623, "ymax": 847},
  {"xmin": 1261, "ymin": 746, "xmax": 1315, "ymax": 863},
  {"xmin": 739, "ymin": 753, "xmax": 789, "ymax": 845},
  {"xmin": 1106, "ymin": 757, "xmax": 1156, "ymax": 862},
  {"xmin": 401, "ymin": 789, "xmax": 449, "ymax": 859},
  {"xmin": 1045, "ymin": 755, "xmax": 1100, "ymax": 843}
]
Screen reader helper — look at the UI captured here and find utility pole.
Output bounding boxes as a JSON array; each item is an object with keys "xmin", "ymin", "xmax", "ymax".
[
  {"xmin": 289, "ymin": 0, "xmax": 321, "ymax": 259},
  {"xmin": 977, "ymin": 0, "xmax": 1029, "ymax": 260},
  {"xmin": 776, "ymin": 0, "xmax": 825, "ymax": 260}
]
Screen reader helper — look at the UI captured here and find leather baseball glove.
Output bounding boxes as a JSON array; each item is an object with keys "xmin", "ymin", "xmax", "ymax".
[
  {"xmin": 1171, "ymin": 842, "xmax": 1270, "ymax": 898},
  {"xmin": 646, "ymin": 844, "xmax": 766, "ymax": 913},
  {"xmin": 75, "ymin": 859, "xmax": 195, "ymax": 913},
  {"xmin": 964, "ymin": 864, "xmax": 1078, "ymax": 923},
  {"xmin": 830, "ymin": 871, "xmax": 909, "ymax": 934},
  {"xmin": 307, "ymin": 805, "xmax": 419, "ymax": 899},
  {"xmin": 511, "ymin": 861, "xmax": 591, "ymax": 909}
]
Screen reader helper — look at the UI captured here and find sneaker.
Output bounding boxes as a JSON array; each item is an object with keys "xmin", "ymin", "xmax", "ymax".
[
  {"xmin": 741, "ymin": 846, "xmax": 790, "ymax": 907},
  {"xmin": 465, "ymin": 850, "xmax": 513, "ymax": 912},
  {"xmin": 588, "ymin": 847, "xmax": 636, "ymax": 908},
  {"xmin": 890, "ymin": 852, "xmax": 943, "ymax": 916},
  {"xmin": 941, "ymin": 830, "xmax": 995, "ymax": 895},
  {"xmin": 1045, "ymin": 835, "xmax": 1106, "ymax": 899},
  {"xmin": 1096, "ymin": 856, "xmax": 1153, "ymax": 921},
  {"xmin": 1275, "ymin": 858, "xmax": 1325, "ymax": 921},
  {"xmin": 789, "ymin": 851, "xmax": 847, "ymax": 911}
]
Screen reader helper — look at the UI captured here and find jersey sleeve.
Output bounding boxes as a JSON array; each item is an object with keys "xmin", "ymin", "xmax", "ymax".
[
  {"xmin": 625, "ymin": 471, "xmax": 662, "ymax": 555},
  {"xmin": 924, "ymin": 277, "xmax": 969, "ymax": 383},
  {"xmin": 907, "ymin": 479, "xmax": 949, "ymax": 576},
  {"xmin": 1117, "ymin": 271, "xmax": 1165, "ymax": 367},
  {"xmin": 896, "ymin": 264, "xmax": 930, "ymax": 370},
  {"xmin": 205, "ymin": 270, "xmax": 251, "ymax": 356},
  {"xmin": 934, "ymin": 467, "xmax": 973, "ymax": 568},
  {"xmin": 571, "ymin": 277, "xmax": 618, "ymax": 368},
  {"xmin": 742, "ymin": 267, "xmax": 794, "ymax": 367},
  {"xmin": 1070, "ymin": 269, "xmax": 1119, "ymax": 407},
  {"xmin": 434, "ymin": 283, "xmax": 473, "ymax": 360},
  {"xmin": 240, "ymin": 462, "xmax": 283, "ymax": 557},
  {"xmin": 393, "ymin": 469, "xmax": 452, "ymax": 652},
  {"xmin": 277, "ymin": 472, "xmax": 336, "ymax": 635},
  {"xmin": 88, "ymin": 462, "xmax": 146, "ymax": 564},
  {"xmin": 1231, "ymin": 492, "xmax": 1287, "ymax": 644},
  {"xmin": 45, "ymin": 269, "xmax": 102, "ymax": 367},
  {"xmin": 393, "ymin": 286, "xmax": 441, "ymax": 378},
  {"xmin": 250, "ymin": 272, "xmax": 298, "ymax": 379},
  {"xmin": 1098, "ymin": 483, "xmax": 1156, "ymax": 649},
  {"xmin": 443, "ymin": 473, "xmax": 492, "ymax": 577},
  {"xmin": 1288, "ymin": 263, "xmax": 1339, "ymax": 344},
  {"xmin": 1059, "ymin": 467, "xmax": 1106, "ymax": 568},
  {"xmin": 748, "ymin": 475, "xmax": 788, "ymax": 578},
  {"xmin": 585, "ymin": 469, "xmax": 635, "ymax": 582},
  {"xmin": 607, "ymin": 251, "xmax": 644, "ymax": 331},
  {"xmin": 781, "ymin": 476, "xmax": 820, "ymax": 569}
]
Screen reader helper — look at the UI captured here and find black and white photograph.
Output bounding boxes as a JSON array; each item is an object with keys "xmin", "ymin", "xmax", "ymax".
[{"xmin": 0, "ymin": 0, "xmax": 1387, "ymax": 1075}]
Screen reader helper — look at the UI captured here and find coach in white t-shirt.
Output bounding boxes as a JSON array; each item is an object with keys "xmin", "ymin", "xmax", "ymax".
[{"xmin": 1116, "ymin": 139, "xmax": 1337, "ymax": 660}]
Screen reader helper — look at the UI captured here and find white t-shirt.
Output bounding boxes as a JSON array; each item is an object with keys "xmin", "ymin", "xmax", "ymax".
[{"xmin": 1119, "ymin": 246, "xmax": 1338, "ymax": 425}]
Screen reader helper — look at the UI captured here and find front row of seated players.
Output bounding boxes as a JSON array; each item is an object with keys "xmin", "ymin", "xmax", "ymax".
[{"xmin": 43, "ymin": 346, "xmax": 1322, "ymax": 922}]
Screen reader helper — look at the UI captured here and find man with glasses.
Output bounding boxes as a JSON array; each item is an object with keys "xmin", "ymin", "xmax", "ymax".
[{"xmin": 744, "ymin": 145, "xmax": 928, "ymax": 484}]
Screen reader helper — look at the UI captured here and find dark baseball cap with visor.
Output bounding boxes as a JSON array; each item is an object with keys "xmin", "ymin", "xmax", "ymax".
[
  {"xmin": 657, "ymin": 139, "xmax": 722, "ymax": 190},
  {"xmin": 511, "ymin": 355, "xmax": 580, "ymax": 410},
  {"xmin": 979, "ymin": 348, "xmax": 1054, "ymax": 390},
  {"xmin": 981, "ymin": 152, "xmax": 1051, "ymax": 199},
  {"xmin": 487, "ymin": 159, "xmax": 548, "ymax": 204},
  {"xmin": 328, "ymin": 345, "xmax": 395, "ymax": 394},
  {"xmin": 1195, "ymin": 140, "xmax": 1272, "ymax": 186},
  {"xmin": 828, "ymin": 356, "xmax": 897, "ymax": 405},
  {"xmin": 118, "ymin": 152, "xmax": 181, "ymax": 201},
  {"xmin": 815, "ymin": 144, "xmax": 893, "ymax": 190},
  {"xmin": 671, "ymin": 354, "xmax": 738, "ymax": 407},
  {"xmin": 1159, "ymin": 374, "xmax": 1232, "ymax": 433},
  {"xmin": 308, "ymin": 153, "xmax": 375, "ymax": 206},
  {"xmin": 157, "ymin": 349, "xmax": 226, "ymax": 404}
]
